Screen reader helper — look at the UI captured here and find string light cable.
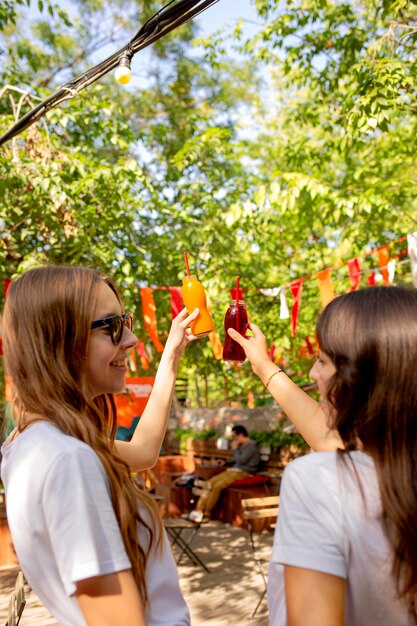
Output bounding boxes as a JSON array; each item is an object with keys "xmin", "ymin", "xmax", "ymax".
[{"xmin": 0, "ymin": 0, "xmax": 220, "ymax": 147}]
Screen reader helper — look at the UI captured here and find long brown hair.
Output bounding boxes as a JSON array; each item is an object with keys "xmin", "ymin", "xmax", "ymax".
[
  {"xmin": 2, "ymin": 265, "xmax": 162, "ymax": 604},
  {"xmin": 317, "ymin": 286, "xmax": 417, "ymax": 621}
]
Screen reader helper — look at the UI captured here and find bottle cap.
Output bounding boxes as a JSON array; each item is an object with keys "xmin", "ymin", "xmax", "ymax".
[
  {"xmin": 230, "ymin": 288, "xmax": 245, "ymax": 300},
  {"xmin": 182, "ymin": 275, "xmax": 196, "ymax": 282}
]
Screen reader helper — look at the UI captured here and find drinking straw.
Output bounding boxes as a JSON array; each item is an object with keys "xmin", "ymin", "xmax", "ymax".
[
  {"xmin": 184, "ymin": 251, "xmax": 191, "ymax": 277},
  {"xmin": 235, "ymin": 276, "xmax": 240, "ymax": 305},
  {"xmin": 235, "ymin": 276, "xmax": 240, "ymax": 333}
]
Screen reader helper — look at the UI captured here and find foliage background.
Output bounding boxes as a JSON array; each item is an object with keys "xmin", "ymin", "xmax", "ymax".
[{"xmin": 1, "ymin": 0, "xmax": 416, "ymax": 407}]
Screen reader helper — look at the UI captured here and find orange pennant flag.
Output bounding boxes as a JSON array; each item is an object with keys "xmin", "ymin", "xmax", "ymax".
[
  {"xmin": 317, "ymin": 269, "xmax": 335, "ymax": 309},
  {"xmin": 140, "ymin": 288, "xmax": 164, "ymax": 353},
  {"xmin": 136, "ymin": 340, "xmax": 150, "ymax": 370},
  {"xmin": 207, "ymin": 306, "xmax": 222, "ymax": 359},
  {"xmin": 376, "ymin": 246, "xmax": 390, "ymax": 285},
  {"xmin": 209, "ymin": 329, "xmax": 223, "ymax": 360}
]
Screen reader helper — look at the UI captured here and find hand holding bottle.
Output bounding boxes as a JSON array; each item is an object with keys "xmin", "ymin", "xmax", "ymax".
[
  {"xmin": 163, "ymin": 307, "xmax": 199, "ymax": 359},
  {"xmin": 227, "ymin": 323, "xmax": 275, "ymax": 379},
  {"xmin": 222, "ymin": 277, "xmax": 249, "ymax": 362},
  {"xmin": 222, "ymin": 300, "xmax": 249, "ymax": 362}
]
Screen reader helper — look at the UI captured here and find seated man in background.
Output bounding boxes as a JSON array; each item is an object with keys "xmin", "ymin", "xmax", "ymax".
[{"xmin": 188, "ymin": 425, "xmax": 260, "ymax": 522}]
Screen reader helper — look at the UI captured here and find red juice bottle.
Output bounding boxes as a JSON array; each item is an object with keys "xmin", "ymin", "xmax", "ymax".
[{"xmin": 222, "ymin": 300, "xmax": 249, "ymax": 362}]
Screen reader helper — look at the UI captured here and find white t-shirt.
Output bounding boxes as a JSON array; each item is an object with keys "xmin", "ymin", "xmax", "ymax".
[
  {"xmin": 268, "ymin": 450, "xmax": 413, "ymax": 626},
  {"xmin": 1, "ymin": 422, "xmax": 190, "ymax": 626}
]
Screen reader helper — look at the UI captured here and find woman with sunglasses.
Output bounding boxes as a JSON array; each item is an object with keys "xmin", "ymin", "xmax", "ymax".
[
  {"xmin": 1, "ymin": 265, "xmax": 199, "ymax": 626},
  {"xmin": 228, "ymin": 286, "xmax": 417, "ymax": 626}
]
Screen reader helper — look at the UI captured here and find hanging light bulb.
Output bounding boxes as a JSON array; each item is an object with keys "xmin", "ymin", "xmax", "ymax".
[{"xmin": 115, "ymin": 53, "xmax": 132, "ymax": 85}]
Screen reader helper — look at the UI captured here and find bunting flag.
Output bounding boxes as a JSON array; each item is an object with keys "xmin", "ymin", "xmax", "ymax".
[
  {"xmin": 367, "ymin": 272, "xmax": 376, "ymax": 286},
  {"xmin": 305, "ymin": 336, "xmax": 315, "ymax": 355},
  {"xmin": 0, "ymin": 232, "xmax": 413, "ymax": 363},
  {"xmin": 136, "ymin": 340, "xmax": 150, "ymax": 370},
  {"xmin": 274, "ymin": 345, "xmax": 283, "ymax": 363},
  {"xmin": 140, "ymin": 288, "xmax": 165, "ymax": 352},
  {"xmin": 347, "ymin": 258, "xmax": 361, "ymax": 291},
  {"xmin": 317, "ymin": 269, "xmax": 335, "ymax": 309},
  {"xmin": 376, "ymin": 245, "xmax": 390, "ymax": 285},
  {"xmin": 279, "ymin": 288, "xmax": 290, "ymax": 319},
  {"xmin": 260, "ymin": 288, "xmax": 280, "ymax": 297},
  {"xmin": 209, "ymin": 328, "xmax": 223, "ymax": 360},
  {"xmin": 374, "ymin": 269, "xmax": 384, "ymax": 283},
  {"xmin": 169, "ymin": 287, "xmax": 183, "ymax": 320},
  {"xmin": 290, "ymin": 280, "xmax": 303, "ymax": 337},
  {"xmin": 208, "ymin": 305, "xmax": 223, "ymax": 359},
  {"xmin": 407, "ymin": 232, "xmax": 417, "ymax": 287},
  {"xmin": 387, "ymin": 259, "xmax": 396, "ymax": 284},
  {"xmin": 260, "ymin": 287, "xmax": 289, "ymax": 319}
]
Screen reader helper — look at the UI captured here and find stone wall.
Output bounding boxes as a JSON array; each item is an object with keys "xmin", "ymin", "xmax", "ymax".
[{"xmin": 172, "ymin": 404, "xmax": 296, "ymax": 434}]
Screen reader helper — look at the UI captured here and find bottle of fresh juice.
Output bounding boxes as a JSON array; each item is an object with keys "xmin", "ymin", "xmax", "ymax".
[
  {"xmin": 181, "ymin": 275, "xmax": 214, "ymax": 337},
  {"xmin": 222, "ymin": 300, "xmax": 249, "ymax": 362}
]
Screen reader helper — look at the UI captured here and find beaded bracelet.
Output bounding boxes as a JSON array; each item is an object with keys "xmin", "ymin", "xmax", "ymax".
[{"xmin": 264, "ymin": 369, "xmax": 284, "ymax": 389}]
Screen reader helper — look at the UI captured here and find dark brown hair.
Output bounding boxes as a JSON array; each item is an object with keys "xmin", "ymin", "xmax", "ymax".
[
  {"xmin": 232, "ymin": 425, "xmax": 248, "ymax": 437},
  {"xmin": 317, "ymin": 286, "xmax": 417, "ymax": 621},
  {"xmin": 3, "ymin": 265, "xmax": 161, "ymax": 604}
]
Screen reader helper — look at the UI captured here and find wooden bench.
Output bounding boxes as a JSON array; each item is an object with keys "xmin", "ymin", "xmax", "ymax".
[
  {"xmin": 150, "ymin": 455, "xmax": 283, "ymax": 528},
  {"xmin": 212, "ymin": 483, "xmax": 277, "ymax": 529}
]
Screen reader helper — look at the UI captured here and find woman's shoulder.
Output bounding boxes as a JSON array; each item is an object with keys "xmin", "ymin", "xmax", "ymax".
[
  {"xmin": 285, "ymin": 449, "xmax": 372, "ymax": 472},
  {"xmin": 284, "ymin": 450, "xmax": 339, "ymax": 473},
  {"xmin": 282, "ymin": 450, "xmax": 375, "ymax": 494},
  {"xmin": 4, "ymin": 421, "xmax": 98, "ymax": 467}
]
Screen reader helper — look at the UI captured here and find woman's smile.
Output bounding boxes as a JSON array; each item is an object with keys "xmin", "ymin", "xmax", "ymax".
[{"xmin": 87, "ymin": 281, "xmax": 138, "ymax": 397}]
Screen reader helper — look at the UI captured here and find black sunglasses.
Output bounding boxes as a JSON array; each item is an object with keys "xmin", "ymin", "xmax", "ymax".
[{"xmin": 91, "ymin": 313, "xmax": 134, "ymax": 345}]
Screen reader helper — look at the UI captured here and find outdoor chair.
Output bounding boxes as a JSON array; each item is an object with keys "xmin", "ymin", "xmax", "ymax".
[
  {"xmin": 163, "ymin": 479, "xmax": 211, "ymax": 573},
  {"xmin": 5, "ymin": 570, "xmax": 26, "ymax": 626},
  {"xmin": 241, "ymin": 495, "xmax": 279, "ymax": 617}
]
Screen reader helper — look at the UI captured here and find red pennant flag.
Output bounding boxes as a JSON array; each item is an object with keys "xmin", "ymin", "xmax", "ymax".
[
  {"xmin": 367, "ymin": 272, "xmax": 376, "ymax": 286},
  {"xmin": 169, "ymin": 287, "xmax": 183, "ymax": 320},
  {"xmin": 136, "ymin": 340, "xmax": 150, "ymax": 370},
  {"xmin": 347, "ymin": 258, "xmax": 361, "ymax": 291},
  {"xmin": 376, "ymin": 246, "xmax": 390, "ymax": 285},
  {"xmin": 305, "ymin": 336, "xmax": 315, "ymax": 355},
  {"xmin": 140, "ymin": 288, "xmax": 164, "ymax": 352},
  {"xmin": 290, "ymin": 279, "xmax": 303, "ymax": 338}
]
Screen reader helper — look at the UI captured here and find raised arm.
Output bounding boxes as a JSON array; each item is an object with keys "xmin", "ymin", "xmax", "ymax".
[
  {"xmin": 115, "ymin": 307, "xmax": 198, "ymax": 471},
  {"xmin": 227, "ymin": 324, "xmax": 342, "ymax": 451}
]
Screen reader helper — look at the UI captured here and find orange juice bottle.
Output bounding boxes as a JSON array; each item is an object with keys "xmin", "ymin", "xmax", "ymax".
[{"xmin": 181, "ymin": 275, "xmax": 214, "ymax": 337}]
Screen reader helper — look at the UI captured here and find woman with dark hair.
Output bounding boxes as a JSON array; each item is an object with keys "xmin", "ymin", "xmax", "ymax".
[
  {"xmin": 1, "ymin": 265, "xmax": 198, "ymax": 626},
  {"xmin": 229, "ymin": 286, "xmax": 417, "ymax": 626}
]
